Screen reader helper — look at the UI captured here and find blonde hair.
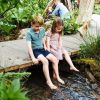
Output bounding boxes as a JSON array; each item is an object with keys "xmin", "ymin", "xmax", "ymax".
[{"xmin": 31, "ymin": 14, "xmax": 44, "ymax": 25}]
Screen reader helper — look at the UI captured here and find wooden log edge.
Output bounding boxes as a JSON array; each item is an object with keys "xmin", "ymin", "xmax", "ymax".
[
  {"xmin": 85, "ymin": 67, "xmax": 96, "ymax": 83},
  {"xmin": 0, "ymin": 50, "xmax": 79, "ymax": 73},
  {"xmin": 70, "ymin": 50, "xmax": 79, "ymax": 57},
  {"xmin": 0, "ymin": 61, "xmax": 33, "ymax": 73}
]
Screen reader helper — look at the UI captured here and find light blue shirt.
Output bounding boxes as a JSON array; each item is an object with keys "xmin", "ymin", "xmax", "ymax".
[
  {"xmin": 52, "ymin": 3, "xmax": 70, "ymax": 19},
  {"xmin": 26, "ymin": 27, "xmax": 45, "ymax": 49}
]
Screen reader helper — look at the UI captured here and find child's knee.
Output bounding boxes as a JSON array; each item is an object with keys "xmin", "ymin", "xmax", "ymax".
[
  {"xmin": 42, "ymin": 58, "xmax": 49, "ymax": 65},
  {"xmin": 63, "ymin": 49, "xmax": 68, "ymax": 55},
  {"xmin": 51, "ymin": 56, "xmax": 58, "ymax": 63}
]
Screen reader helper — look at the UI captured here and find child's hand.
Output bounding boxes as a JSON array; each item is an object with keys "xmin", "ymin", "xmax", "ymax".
[
  {"xmin": 47, "ymin": 48, "xmax": 50, "ymax": 52},
  {"xmin": 48, "ymin": 7, "xmax": 52, "ymax": 13},
  {"xmin": 44, "ymin": 47, "xmax": 47, "ymax": 50},
  {"xmin": 44, "ymin": 47, "xmax": 50, "ymax": 51},
  {"xmin": 32, "ymin": 58, "xmax": 39, "ymax": 64}
]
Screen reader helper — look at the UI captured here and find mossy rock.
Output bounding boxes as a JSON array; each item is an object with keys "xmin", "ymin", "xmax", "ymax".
[{"xmin": 74, "ymin": 58, "xmax": 100, "ymax": 78}]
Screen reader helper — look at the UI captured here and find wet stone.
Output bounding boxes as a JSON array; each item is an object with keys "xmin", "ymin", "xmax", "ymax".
[
  {"xmin": 91, "ymin": 83, "xmax": 98, "ymax": 90},
  {"xmin": 47, "ymin": 73, "xmax": 99, "ymax": 100},
  {"xmin": 25, "ymin": 69, "xmax": 100, "ymax": 100},
  {"xmin": 96, "ymin": 88, "xmax": 100, "ymax": 95}
]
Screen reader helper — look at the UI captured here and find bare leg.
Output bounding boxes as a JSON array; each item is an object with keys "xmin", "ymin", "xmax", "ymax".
[
  {"xmin": 53, "ymin": 60, "xmax": 59, "ymax": 80},
  {"xmin": 63, "ymin": 49, "xmax": 79, "ymax": 72},
  {"xmin": 38, "ymin": 54, "xmax": 57, "ymax": 89},
  {"xmin": 46, "ymin": 54, "xmax": 65, "ymax": 84}
]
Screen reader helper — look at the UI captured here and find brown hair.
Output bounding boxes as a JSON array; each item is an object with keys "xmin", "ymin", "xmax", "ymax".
[
  {"xmin": 51, "ymin": 17, "xmax": 64, "ymax": 35},
  {"xmin": 31, "ymin": 14, "xmax": 44, "ymax": 26}
]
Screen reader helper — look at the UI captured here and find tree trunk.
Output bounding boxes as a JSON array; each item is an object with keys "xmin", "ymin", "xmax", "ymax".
[
  {"xmin": 77, "ymin": 0, "xmax": 95, "ymax": 24},
  {"xmin": 77, "ymin": 0, "xmax": 95, "ymax": 36}
]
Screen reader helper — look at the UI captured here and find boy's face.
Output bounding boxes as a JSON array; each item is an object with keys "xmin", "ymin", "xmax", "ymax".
[{"xmin": 32, "ymin": 23, "xmax": 41, "ymax": 32}]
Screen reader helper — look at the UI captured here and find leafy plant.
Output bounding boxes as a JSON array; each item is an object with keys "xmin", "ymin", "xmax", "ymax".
[
  {"xmin": 64, "ymin": 17, "xmax": 79, "ymax": 35},
  {"xmin": 79, "ymin": 34, "xmax": 100, "ymax": 62},
  {"xmin": 0, "ymin": 20, "xmax": 16, "ymax": 35},
  {"xmin": 0, "ymin": 0, "xmax": 48, "ymax": 37},
  {"xmin": 0, "ymin": 0, "xmax": 20, "ymax": 18},
  {"xmin": 75, "ymin": 34, "xmax": 100, "ymax": 79},
  {"xmin": 63, "ymin": 10, "xmax": 80, "ymax": 35},
  {"xmin": 0, "ymin": 79, "xmax": 28, "ymax": 100},
  {"xmin": 0, "ymin": 72, "xmax": 31, "ymax": 79},
  {"xmin": 94, "ymin": 4, "xmax": 100, "ymax": 14},
  {"xmin": 0, "ymin": 72, "xmax": 31, "ymax": 100}
]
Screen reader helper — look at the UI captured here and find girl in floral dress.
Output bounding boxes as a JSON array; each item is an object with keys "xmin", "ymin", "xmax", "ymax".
[{"xmin": 45, "ymin": 17, "xmax": 79, "ymax": 77}]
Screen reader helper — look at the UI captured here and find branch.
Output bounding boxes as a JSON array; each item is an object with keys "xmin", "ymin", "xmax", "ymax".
[{"xmin": 0, "ymin": 1, "xmax": 19, "ymax": 18}]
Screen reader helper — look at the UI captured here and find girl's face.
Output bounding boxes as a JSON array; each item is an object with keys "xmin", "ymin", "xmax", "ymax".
[{"xmin": 55, "ymin": 25, "xmax": 63, "ymax": 33}]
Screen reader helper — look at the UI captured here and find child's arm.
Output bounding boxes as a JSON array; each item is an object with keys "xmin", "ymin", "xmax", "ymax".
[
  {"xmin": 42, "ymin": 36, "xmax": 47, "ymax": 50},
  {"xmin": 43, "ymin": 0, "xmax": 54, "ymax": 14},
  {"xmin": 58, "ymin": 35, "xmax": 62, "ymax": 49},
  {"xmin": 46, "ymin": 36, "xmax": 50, "ymax": 51},
  {"xmin": 45, "ymin": 29, "xmax": 51, "ymax": 51},
  {"xmin": 27, "ymin": 41, "xmax": 39, "ymax": 64}
]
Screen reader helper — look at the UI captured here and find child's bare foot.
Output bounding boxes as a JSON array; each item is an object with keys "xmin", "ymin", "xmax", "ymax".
[
  {"xmin": 70, "ymin": 66, "xmax": 79, "ymax": 72},
  {"xmin": 47, "ymin": 81, "xmax": 58, "ymax": 90},
  {"xmin": 57, "ymin": 78, "xmax": 65, "ymax": 84}
]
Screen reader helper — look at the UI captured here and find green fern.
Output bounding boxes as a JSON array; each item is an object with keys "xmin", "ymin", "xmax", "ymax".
[
  {"xmin": 0, "ymin": 79, "xmax": 29, "ymax": 100},
  {"xmin": 0, "ymin": 72, "xmax": 30, "ymax": 100}
]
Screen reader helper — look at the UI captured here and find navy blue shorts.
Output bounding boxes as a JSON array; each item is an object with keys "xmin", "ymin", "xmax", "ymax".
[{"xmin": 33, "ymin": 48, "xmax": 50, "ymax": 58}]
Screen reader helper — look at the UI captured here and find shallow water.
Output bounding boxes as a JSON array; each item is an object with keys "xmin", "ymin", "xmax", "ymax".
[{"xmin": 24, "ymin": 66, "xmax": 100, "ymax": 100}]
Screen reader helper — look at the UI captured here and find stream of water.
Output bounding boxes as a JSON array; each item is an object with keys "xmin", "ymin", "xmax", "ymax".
[{"xmin": 24, "ymin": 66, "xmax": 100, "ymax": 100}]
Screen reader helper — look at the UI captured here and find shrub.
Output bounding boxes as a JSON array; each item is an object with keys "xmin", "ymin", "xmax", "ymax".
[
  {"xmin": 0, "ymin": 72, "xmax": 31, "ymax": 100},
  {"xmin": 0, "ymin": 0, "xmax": 48, "ymax": 36},
  {"xmin": 63, "ymin": 10, "xmax": 80, "ymax": 35},
  {"xmin": 94, "ymin": 4, "xmax": 100, "ymax": 14},
  {"xmin": 64, "ymin": 18, "xmax": 79, "ymax": 35},
  {"xmin": 79, "ymin": 34, "xmax": 100, "ymax": 62}
]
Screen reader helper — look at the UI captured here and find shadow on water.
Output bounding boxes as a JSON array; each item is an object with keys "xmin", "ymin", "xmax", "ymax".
[{"xmin": 24, "ymin": 62, "xmax": 100, "ymax": 100}]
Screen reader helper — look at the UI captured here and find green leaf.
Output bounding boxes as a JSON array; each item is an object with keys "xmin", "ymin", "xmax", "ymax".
[{"xmin": 12, "ymin": 79, "xmax": 20, "ymax": 92}]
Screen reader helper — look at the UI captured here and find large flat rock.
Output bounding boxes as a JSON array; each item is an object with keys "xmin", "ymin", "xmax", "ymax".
[{"xmin": 0, "ymin": 33, "xmax": 83, "ymax": 72}]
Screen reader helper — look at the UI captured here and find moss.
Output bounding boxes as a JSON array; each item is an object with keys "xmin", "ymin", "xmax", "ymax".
[
  {"xmin": 74, "ymin": 58, "xmax": 97, "ymax": 65},
  {"xmin": 74, "ymin": 58, "xmax": 100, "ymax": 78}
]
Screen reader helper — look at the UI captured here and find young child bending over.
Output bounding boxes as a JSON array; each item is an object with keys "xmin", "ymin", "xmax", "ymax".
[
  {"xmin": 26, "ymin": 15, "xmax": 64, "ymax": 90},
  {"xmin": 44, "ymin": 0, "xmax": 70, "ymax": 20},
  {"xmin": 45, "ymin": 17, "xmax": 79, "ymax": 74}
]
